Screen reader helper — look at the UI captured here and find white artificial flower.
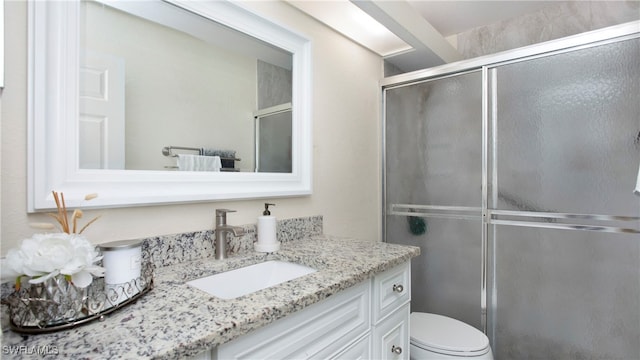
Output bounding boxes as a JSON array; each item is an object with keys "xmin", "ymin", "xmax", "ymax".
[
  {"xmin": 1, "ymin": 248, "xmax": 28, "ymax": 283},
  {"xmin": 3, "ymin": 233, "xmax": 104, "ymax": 288}
]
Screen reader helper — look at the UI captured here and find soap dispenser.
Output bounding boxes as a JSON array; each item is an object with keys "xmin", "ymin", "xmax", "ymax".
[{"xmin": 255, "ymin": 203, "xmax": 280, "ymax": 253}]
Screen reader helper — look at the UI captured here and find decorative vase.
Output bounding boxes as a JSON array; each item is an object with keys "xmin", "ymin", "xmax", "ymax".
[{"xmin": 9, "ymin": 275, "xmax": 88, "ymax": 328}]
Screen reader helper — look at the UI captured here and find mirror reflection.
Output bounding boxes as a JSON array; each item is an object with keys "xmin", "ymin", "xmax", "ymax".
[{"xmin": 79, "ymin": 0, "xmax": 293, "ymax": 173}]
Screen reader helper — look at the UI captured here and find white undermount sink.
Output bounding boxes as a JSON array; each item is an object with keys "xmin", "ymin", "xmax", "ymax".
[{"xmin": 187, "ymin": 260, "xmax": 317, "ymax": 299}]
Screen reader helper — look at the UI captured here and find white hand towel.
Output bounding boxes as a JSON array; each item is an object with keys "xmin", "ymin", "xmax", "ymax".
[
  {"xmin": 177, "ymin": 154, "xmax": 222, "ymax": 172},
  {"xmin": 200, "ymin": 155, "xmax": 222, "ymax": 172},
  {"xmin": 177, "ymin": 154, "xmax": 195, "ymax": 171}
]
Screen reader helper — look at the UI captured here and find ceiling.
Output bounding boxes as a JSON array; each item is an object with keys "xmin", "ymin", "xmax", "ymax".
[{"xmin": 289, "ymin": 0, "xmax": 570, "ymax": 73}]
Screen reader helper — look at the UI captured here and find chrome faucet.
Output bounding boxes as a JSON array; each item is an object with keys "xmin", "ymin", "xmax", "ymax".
[{"xmin": 214, "ymin": 209, "xmax": 245, "ymax": 260}]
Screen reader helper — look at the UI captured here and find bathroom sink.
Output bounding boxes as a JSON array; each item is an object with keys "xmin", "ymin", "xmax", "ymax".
[{"xmin": 187, "ymin": 261, "xmax": 317, "ymax": 299}]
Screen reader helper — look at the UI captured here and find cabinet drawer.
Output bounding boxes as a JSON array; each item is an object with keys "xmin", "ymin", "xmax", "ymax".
[
  {"xmin": 216, "ymin": 281, "xmax": 370, "ymax": 359},
  {"xmin": 372, "ymin": 262, "xmax": 411, "ymax": 323},
  {"xmin": 372, "ymin": 303, "xmax": 410, "ymax": 360}
]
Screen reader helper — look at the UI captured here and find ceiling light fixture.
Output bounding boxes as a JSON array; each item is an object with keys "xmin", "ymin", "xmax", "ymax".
[{"xmin": 287, "ymin": 0, "xmax": 411, "ymax": 57}]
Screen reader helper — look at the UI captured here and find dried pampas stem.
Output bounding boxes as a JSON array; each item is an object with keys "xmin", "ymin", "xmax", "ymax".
[
  {"xmin": 78, "ymin": 215, "xmax": 101, "ymax": 234},
  {"xmin": 60, "ymin": 192, "xmax": 69, "ymax": 233},
  {"xmin": 72, "ymin": 209, "xmax": 83, "ymax": 234},
  {"xmin": 48, "ymin": 191, "xmax": 99, "ymax": 234},
  {"xmin": 29, "ymin": 222, "xmax": 56, "ymax": 230}
]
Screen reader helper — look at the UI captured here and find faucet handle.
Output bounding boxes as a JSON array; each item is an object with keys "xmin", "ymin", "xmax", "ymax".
[{"xmin": 216, "ymin": 209, "xmax": 236, "ymax": 216}]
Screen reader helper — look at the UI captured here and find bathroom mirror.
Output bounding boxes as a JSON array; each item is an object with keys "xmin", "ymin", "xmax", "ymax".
[
  {"xmin": 79, "ymin": 0, "xmax": 293, "ymax": 173},
  {"xmin": 28, "ymin": 0, "xmax": 312, "ymax": 211}
]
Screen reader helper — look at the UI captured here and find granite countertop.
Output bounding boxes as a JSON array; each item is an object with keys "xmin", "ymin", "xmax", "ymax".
[{"xmin": 1, "ymin": 235, "xmax": 419, "ymax": 359}]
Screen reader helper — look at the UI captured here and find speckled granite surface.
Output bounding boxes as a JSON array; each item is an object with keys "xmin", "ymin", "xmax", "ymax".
[
  {"xmin": 0, "ymin": 216, "xmax": 323, "ymax": 299},
  {"xmin": 1, "ymin": 218, "xmax": 419, "ymax": 359},
  {"xmin": 143, "ymin": 215, "xmax": 324, "ymax": 269}
]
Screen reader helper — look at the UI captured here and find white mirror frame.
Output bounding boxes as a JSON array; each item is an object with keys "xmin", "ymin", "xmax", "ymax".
[{"xmin": 28, "ymin": 0, "xmax": 312, "ymax": 211}]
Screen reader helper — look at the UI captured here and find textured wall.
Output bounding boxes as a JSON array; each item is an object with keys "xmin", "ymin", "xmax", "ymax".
[
  {"xmin": 257, "ymin": 60, "xmax": 292, "ymax": 109},
  {"xmin": 455, "ymin": 1, "xmax": 640, "ymax": 59}
]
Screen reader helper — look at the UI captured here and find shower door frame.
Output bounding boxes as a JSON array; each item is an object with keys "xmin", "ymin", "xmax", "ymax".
[{"xmin": 381, "ymin": 20, "xmax": 640, "ymax": 335}]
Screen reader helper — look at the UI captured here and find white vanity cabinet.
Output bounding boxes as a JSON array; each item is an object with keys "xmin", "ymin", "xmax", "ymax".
[{"xmin": 193, "ymin": 261, "xmax": 411, "ymax": 360}]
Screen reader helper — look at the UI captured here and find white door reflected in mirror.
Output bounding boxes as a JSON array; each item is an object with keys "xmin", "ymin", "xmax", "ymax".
[{"xmin": 79, "ymin": 51, "xmax": 125, "ymax": 170}]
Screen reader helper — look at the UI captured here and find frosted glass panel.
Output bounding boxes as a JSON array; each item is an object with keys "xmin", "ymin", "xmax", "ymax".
[
  {"xmin": 489, "ymin": 225, "xmax": 640, "ymax": 360},
  {"xmin": 494, "ymin": 38, "xmax": 640, "ymax": 215},
  {"xmin": 489, "ymin": 37, "xmax": 640, "ymax": 360},
  {"xmin": 387, "ymin": 215, "xmax": 483, "ymax": 330},
  {"xmin": 385, "ymin": 71, "xmax": 482, "ymax": 207},
  {"xmin": 385, "ymin": 71, "xmax": 484, "ymax": 330},
  {"xmin": 257, "ymin": 111, "xmax": 292, "ymax": 173}
]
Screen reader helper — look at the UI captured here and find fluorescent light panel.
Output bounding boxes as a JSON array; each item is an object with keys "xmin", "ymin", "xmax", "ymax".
[{"xmin": 287, "ymin": 0, "xmax": 411, "ymax": 57}]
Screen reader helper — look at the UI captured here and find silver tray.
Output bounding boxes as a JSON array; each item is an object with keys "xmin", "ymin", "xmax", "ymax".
[{"xmin": 2, "ymin": 262, "xmax": 154, "ymax": 334}]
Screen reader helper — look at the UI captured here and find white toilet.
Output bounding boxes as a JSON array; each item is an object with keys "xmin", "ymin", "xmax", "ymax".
[{"xmin": 410, "ymin": 312, "xmax": 494, "ymax": 360}]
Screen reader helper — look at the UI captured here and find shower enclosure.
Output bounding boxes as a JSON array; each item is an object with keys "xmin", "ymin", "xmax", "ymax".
[{"xmin": 383, "ymin": 23, "xmax": 640, "ymax": 359}]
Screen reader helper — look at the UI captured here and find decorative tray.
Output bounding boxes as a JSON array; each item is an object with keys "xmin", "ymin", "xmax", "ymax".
[{"xmin": 2, "ymin": 262, "xmax": 154, "ymax": 334}]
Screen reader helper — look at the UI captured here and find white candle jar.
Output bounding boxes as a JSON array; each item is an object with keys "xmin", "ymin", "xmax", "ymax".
[{"xmin": 98, "ymin": 239, "xmax": 143, "ymax": 305}]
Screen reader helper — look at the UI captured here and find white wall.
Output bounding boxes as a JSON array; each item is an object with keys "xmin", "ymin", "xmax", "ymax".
[{"xmin": 0, "ymin": 1, "xmax": 383, "ymax": 255}]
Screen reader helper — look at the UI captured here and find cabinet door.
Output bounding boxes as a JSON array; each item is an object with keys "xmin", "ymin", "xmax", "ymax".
[
  {"xmin": 373, "ymin": 304, "xmax": 410, "ymax": 360},
  {"xmin": 329, "ymin": 333, "xmax": 371, "ymax": 360},
  {"xmin": 216, "ymin": 281, "xmax": 370, "ymax": 359}
]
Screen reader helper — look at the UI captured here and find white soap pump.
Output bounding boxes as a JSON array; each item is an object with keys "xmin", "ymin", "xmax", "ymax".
[{"xmin": 255, "ymin": 203, "xmax": 280, "ymax": 253}]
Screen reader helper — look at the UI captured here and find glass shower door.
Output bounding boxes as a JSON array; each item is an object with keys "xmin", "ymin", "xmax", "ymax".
[
  {"xmin": 384, "ymin": 71, "xmax": 485, "ymax": 330},
  {"xmin": 255, "ymin": 107, "xmax": 292, "ymax": 173},
  {"xmin": 488, "ymin": 36, "xmax": 640, "ymax": 359}
]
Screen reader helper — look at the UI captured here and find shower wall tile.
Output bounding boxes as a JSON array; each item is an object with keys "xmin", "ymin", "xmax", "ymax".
[{"xmin": 456, "ymin": 1, "xmax": 640, "ymax": 59}]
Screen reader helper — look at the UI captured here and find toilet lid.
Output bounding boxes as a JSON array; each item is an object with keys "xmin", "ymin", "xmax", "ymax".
[{"xmin": 410, "ymin": 313, "xmax": 489, "ymax": 354}]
